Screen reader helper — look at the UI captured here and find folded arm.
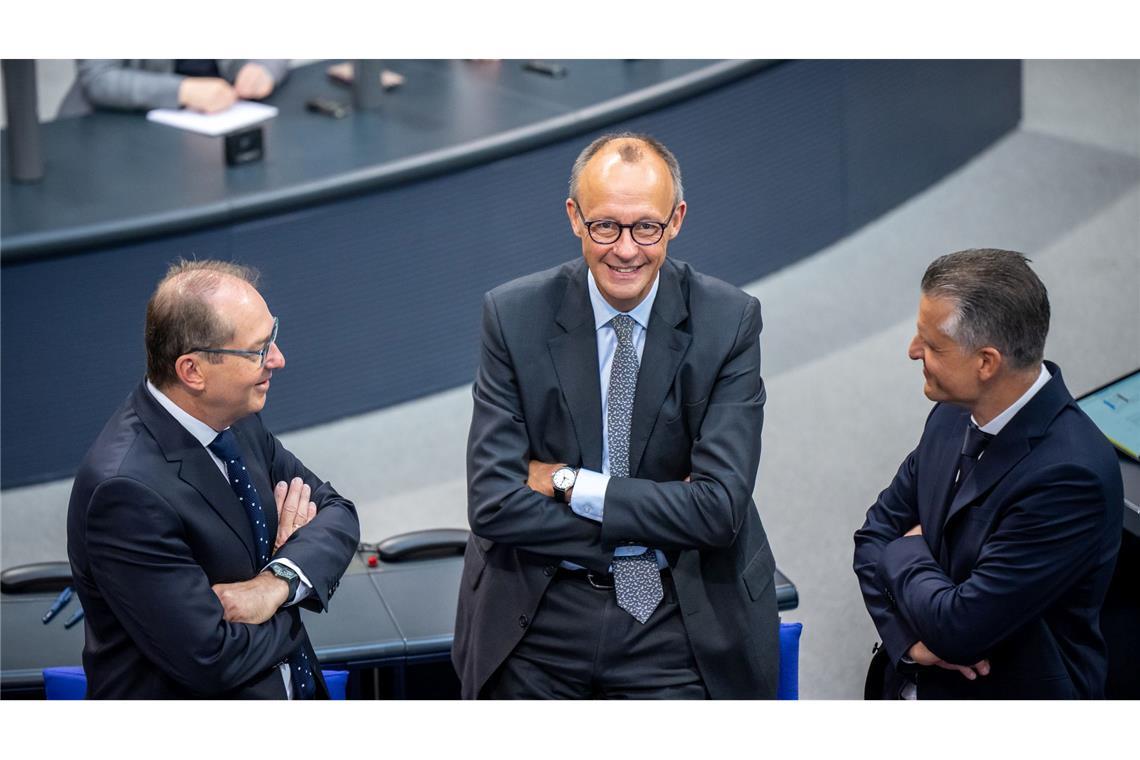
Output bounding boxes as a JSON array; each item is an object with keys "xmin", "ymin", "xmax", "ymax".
[
  {"xmin": 876, "ymin": 463, "xmax": 1108, "ymax": 665},
  {"xmin": 86, "ymin": 477, "xmax": 304, "ymax": 696}
]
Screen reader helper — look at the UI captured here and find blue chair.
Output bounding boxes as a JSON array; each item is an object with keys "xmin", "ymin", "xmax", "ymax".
[
  {"xmin": 43, "ymin": 665, "xmax": 350, "ymax": 699},
  {"xmin": 777, "ymin": 621, "xmax": 802, "ymax": 700},
  {"xmin": 43, "ymin": 666, "xmax": 87, "ymax": 700}
]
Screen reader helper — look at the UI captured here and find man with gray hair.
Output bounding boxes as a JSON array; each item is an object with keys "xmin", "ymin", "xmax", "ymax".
[
  {"xmin": 453, "ymin": 132, "xmax": 779, "ymax": 698},
  {"xmin": 854, "ymin": 248, "xmax": 1122, "ymax": 698},
  {"xmin": 67, "ymin": 260, "xmax": 359, "ymax": 698}
]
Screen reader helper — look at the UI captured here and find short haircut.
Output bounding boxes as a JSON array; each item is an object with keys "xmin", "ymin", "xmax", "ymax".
[
  {"xmin": 145, "ymin": 259, "xmax": 260, "ymax": 388},
  {"xmin": 921, "ymin": 248, "xmax": 1050, "ymax": 370},
  {"xmin": 568, "ymin": 132, "xmax": 684, "ymax": 207}
]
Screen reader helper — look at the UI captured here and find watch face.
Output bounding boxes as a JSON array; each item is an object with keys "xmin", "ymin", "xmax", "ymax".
[
  {"xmin": 552, "ymin": 468, "xmax": 575, "ymax": 490},
  {"xmin": 272, "ymin": 564, "xmax": 298, "ymax": 581}
]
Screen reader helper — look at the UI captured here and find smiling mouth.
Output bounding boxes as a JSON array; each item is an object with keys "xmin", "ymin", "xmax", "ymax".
[{"xmin": 607, "ymin": 263, "xmax": 644, "ymax": 274}]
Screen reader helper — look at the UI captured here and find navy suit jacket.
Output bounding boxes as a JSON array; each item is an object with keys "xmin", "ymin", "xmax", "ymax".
[
  {"xmin": 453, "ymin": 258, "xmax": 779, "ymax": 699},
  {"xmin": 854, "ymin": 362, "xmax": 1122, "ymax": 698},
  {"xmin": 67, "ymin": 382, "xmax": 360, "ymax": 698}
]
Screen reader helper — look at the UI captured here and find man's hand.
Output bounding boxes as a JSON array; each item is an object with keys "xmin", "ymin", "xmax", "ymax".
[
  {"xmin": 904, "ymin": 524, "xmax": 923, "ymax": 537},
  {"xmin": 274, "ymin": 477, "xmax": 316, "ymax": 553},
  {"xmin": 908, "ymin": 641, "xmax": 991, "ymax": 681},
  {"xmin": 233, "ymin": 62, "xmax": 275, "ymax": 100},
  {"xmin": 178, "ymin": 77, "xmax": 237, "ymax": 113},
  {"xmin": 211, "ymin": 572, "xmax": 289, "ymax": 624},
  {"xmin": 527, "ymin": 460, "xmax": 563, "ymax": 499}
]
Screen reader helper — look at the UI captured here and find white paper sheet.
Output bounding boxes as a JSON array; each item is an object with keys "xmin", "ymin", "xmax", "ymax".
[{"xmin": 146, "ymin": 101, "xmax": 278, "ymax": 136}]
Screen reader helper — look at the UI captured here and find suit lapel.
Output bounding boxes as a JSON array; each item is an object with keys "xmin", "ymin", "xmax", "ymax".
[
  {"xmin": 630, "ymin": 265, "xmax": 692, "ymax": 477},
  {"xmin": 134, "ymin": 383, "xmax": 258, "ymax": 568},
  {"xmin": 943, "ymin": 363, "xmax": 1072, "ymax": 528},
  {"xmin": 925, "ymin": 410, "xmax": 967, "ymax": 557},
  {"xmin": 549, "ymin": 269, "xmax": 603, "ymax": 471}
]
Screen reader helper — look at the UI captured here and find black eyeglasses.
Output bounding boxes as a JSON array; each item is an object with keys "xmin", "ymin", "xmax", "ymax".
[
  {"xmin": 190, "ymin": 317, "xmax": 278, "ymax": 368},
  {"xmin": 574, "ymin": 203, "xmax": 676, "ymax": 246}
]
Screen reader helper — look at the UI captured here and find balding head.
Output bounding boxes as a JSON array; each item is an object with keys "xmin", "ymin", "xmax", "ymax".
[
  {"xmin": 145, "ymin": 260, "xmax": 260, "ymax": 389},
  {"xmin": 569, "ymin": 132, "xmax": 684, "ymax": 208}
]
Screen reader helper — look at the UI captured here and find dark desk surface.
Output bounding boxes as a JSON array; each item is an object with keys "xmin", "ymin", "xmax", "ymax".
[
  {"xmin": 0, "ymin": 555, "xmax": 799, "ymax": 691},
  {"xmin": 1, "ymin": 59, "xmax": 768, "ymax": 260}
]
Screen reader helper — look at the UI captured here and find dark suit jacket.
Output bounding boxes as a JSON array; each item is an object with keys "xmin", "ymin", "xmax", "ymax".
[
  {"xmin": 853, "ymin": 362, "xmax": 1122, "ymax": 698},
  {"xmin": 453, "ymin": 257, "xmax": 780, "ymax": 699},
  {"xmin": 67, "ymin": 382, "xmax": 360, "ymax": 698}
]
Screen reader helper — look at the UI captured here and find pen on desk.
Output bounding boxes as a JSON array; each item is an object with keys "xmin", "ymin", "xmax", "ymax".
[
  {"xmin": 64, "ymin": 608, "xmax": 85, "ymax": 629},
  {"xmin": 42, "ymin": 586, "xmax": 73, "ymax": 624}
]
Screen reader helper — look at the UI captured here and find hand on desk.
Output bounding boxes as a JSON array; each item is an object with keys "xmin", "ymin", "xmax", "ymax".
[
  {"xmin": 212, "ymin": 572, "xmax": 289, "ymax": 624},
  {"xmin": 273, "ymin": 477, "xmax": 316, "ymax": 553},
  {"xmin": 908, "ymin": 640, "xmax": 991, "ymax": 681},
  {"xmin": 234, "ymin": 62, "xmax": 276, "ymax": 100},
  {"xmin": 178, "ymin": 77, "xmax": 238, "ymax": 113}
]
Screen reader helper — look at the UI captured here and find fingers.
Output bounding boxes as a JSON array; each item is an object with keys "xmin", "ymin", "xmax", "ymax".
[
  {"xmin": 234, "ymin": 63, "xmax": 273, "ymax": 99},
  {"xmin": 973, "ymin": 659, "xmax": 991, "ymax": 677},
  {"xmin": 274, "ymin": 478, "xmax": 309, "ymax": 550}
]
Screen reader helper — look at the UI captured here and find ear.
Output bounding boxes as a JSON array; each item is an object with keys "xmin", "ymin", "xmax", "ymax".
[
  {"xmin": 976, "ymin": 347, "xmax": 1003, "ymax": 382},
  {"xmin": 667, "ymin": 200, "xmax": 688, "ymax": 239},
  {"xmin": 174, "ymin": 353, "xmax": 208, "ymax": 392},
  {"xmin": 566, "ymin": 198, "xmax": 584, "ymax": 239}
]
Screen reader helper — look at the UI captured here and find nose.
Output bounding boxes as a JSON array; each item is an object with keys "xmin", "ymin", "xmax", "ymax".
[
  {"xmin": 907, "ymin": 335, "xmax": 922, "ymax": 361},
  {"xmin": 610, "ymin": 227, "xmax": 639, "ymax": 258},
  {"xmin": 266, "ymin": 340, "xmax": 285, "ymax": 369}
]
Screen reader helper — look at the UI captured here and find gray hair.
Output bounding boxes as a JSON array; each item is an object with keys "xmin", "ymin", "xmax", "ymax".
[
  {"xmin": 921, "ymin": 248, "xmax": 1050, "ymax": 371},
  {"xmin": 146, "ymin": 259, "xmax": 260, "ymax": 388},
  {"xmin": 568, "ymin": 132, "xmax": 684, "ymax": 207}
]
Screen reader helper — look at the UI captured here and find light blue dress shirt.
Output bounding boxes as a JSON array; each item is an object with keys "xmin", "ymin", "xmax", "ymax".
[{"xmin": 567, "ymin": 271, "xmax": 667, "ymax": 570}]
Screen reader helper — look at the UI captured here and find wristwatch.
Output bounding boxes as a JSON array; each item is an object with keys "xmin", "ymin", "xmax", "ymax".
[
  {"xmin": 267, "ymin": 562, "xmax": 300, "ymax": 600},
  {"xmin": 552, "ymin": 466, "xmax": 578, "ymax": 503}
]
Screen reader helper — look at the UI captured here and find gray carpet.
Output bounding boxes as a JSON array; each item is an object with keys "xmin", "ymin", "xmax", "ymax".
[{"xmin": 2, "ymin": 60, "xmax": 1137, "ymax": 699}]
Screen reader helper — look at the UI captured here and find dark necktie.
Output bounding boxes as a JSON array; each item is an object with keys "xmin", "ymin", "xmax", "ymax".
[
  {"xmin": 954, "ymin": 422, "xmax": 995, "ymax": 493},
  {"xmin": 208, "ymin": 429, "xmax": 316, "ymax": 699},
  {"xmin": 607, "ymin": 315, "xmax": 663, "ymax": 624}
]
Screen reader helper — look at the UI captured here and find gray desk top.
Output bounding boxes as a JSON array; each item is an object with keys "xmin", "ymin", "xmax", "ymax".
[{"xmin": 1, "ymin": 59, "xmax": 771, "ymax": 261}]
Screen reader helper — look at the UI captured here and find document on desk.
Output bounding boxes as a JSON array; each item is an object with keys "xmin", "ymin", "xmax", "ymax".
[{"xmin": 146, "ymin": 101, "xmax": 278, "ymax": 136}]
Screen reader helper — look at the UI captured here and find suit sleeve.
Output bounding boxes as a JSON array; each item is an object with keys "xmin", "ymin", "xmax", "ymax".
[
  {"xmin": 252, "ymin": 419, "xmax": 360, "ymax": 612},
  {"xmin": 76, "ymin": 60, "xmax": 183, "ymax": 111},
  {"xmin": 599, "ymin": 296, "xmax": 764, "ymax": 551},
  {"xmin": 85, "ymin": 476, "xmax": 305, "ymax": 696},
  {"xmin": 466, "ymin": 292, "xmax": 613, "ymax": 572},
  {"xmin": 852, "ymin": 448, "xmax": 925, "ymax": 665},
  {"xmin": 876, "ymin": 462, "xmax": 1109, "ymax": 665}
]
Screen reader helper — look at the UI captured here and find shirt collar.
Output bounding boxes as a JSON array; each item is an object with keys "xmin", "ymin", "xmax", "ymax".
[
  {"xmin": 586, "ymin": 269, "xmax": 660, "ymax": 332},
  {"xmin": 145, "ymin": 378, "xmax": 224, "ymax": 447},
  {"xmin": 973, "ymin": 363, "xmax": 1052, "ymax": 435}
]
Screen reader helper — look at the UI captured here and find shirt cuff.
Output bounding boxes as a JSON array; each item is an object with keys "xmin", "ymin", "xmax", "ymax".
[
  {"xmin": 266, "ymin": 558, "xmax": 313, "ymax": 606},
  {"xmin": 569, "ymin": 468, "xmax": 608, "ymax": 523}
]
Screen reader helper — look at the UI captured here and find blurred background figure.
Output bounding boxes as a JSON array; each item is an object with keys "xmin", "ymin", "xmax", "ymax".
[{"xmin": 56, "ymin": 59, "xmax": 289, "ymax": 117}]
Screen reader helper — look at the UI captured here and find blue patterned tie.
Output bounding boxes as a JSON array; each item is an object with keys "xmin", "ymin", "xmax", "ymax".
[
  {"xmin": 607, "ymin": 315, "xmax": 663, "ymax": 624},
  {"xmin": 208, "ymin": 429, "xmax": 316, "ymax": 699}
]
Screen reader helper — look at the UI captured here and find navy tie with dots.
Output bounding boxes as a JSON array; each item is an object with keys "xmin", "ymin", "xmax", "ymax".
[
  {"xmin": 607, "ymin": 315, "xmax": 664, "ymax": 624},
  {"xmin": 208, "ymin": 429, "xmax": 316, "ymax": 699}
]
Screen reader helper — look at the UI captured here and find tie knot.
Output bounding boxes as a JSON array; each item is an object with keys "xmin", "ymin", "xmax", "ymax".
[
  {"xmin": 611, "ymin": 314, "xmax": 636, "ymax": 344},
  {"xmin": 961, "ymin": 423, "xmax": 994, "ymax": 459},
  {"xmin": 207, "ymin": 428, "xmax": 241, "ymax": 463}
]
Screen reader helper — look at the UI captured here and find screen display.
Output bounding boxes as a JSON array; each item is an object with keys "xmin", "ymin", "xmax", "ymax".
[{"xmin": 1078, "ymin": 369, "xmax": 1140, "ymax": 461}]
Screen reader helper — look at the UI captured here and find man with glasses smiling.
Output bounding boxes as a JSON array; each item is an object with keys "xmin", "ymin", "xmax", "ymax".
[
  {"xmin": 454, "ymin": 133, "xmax": 780, "ymax": 698},
  {"xmin": 67, "ymin": 259, "xmax": 359, "ymax": 698}
]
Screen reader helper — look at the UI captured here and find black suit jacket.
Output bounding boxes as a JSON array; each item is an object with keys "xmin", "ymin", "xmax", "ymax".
[
  {"xmin": 67, "ymin": 382, "xmax": 360, "ymax": 698},
  {"xmin": 453, "ymin": 258, "xmax": 780, "ymax": 698},
  {"xmin": 853, "ymin": 363, "xmax": 1122, "ymax": 698}
]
